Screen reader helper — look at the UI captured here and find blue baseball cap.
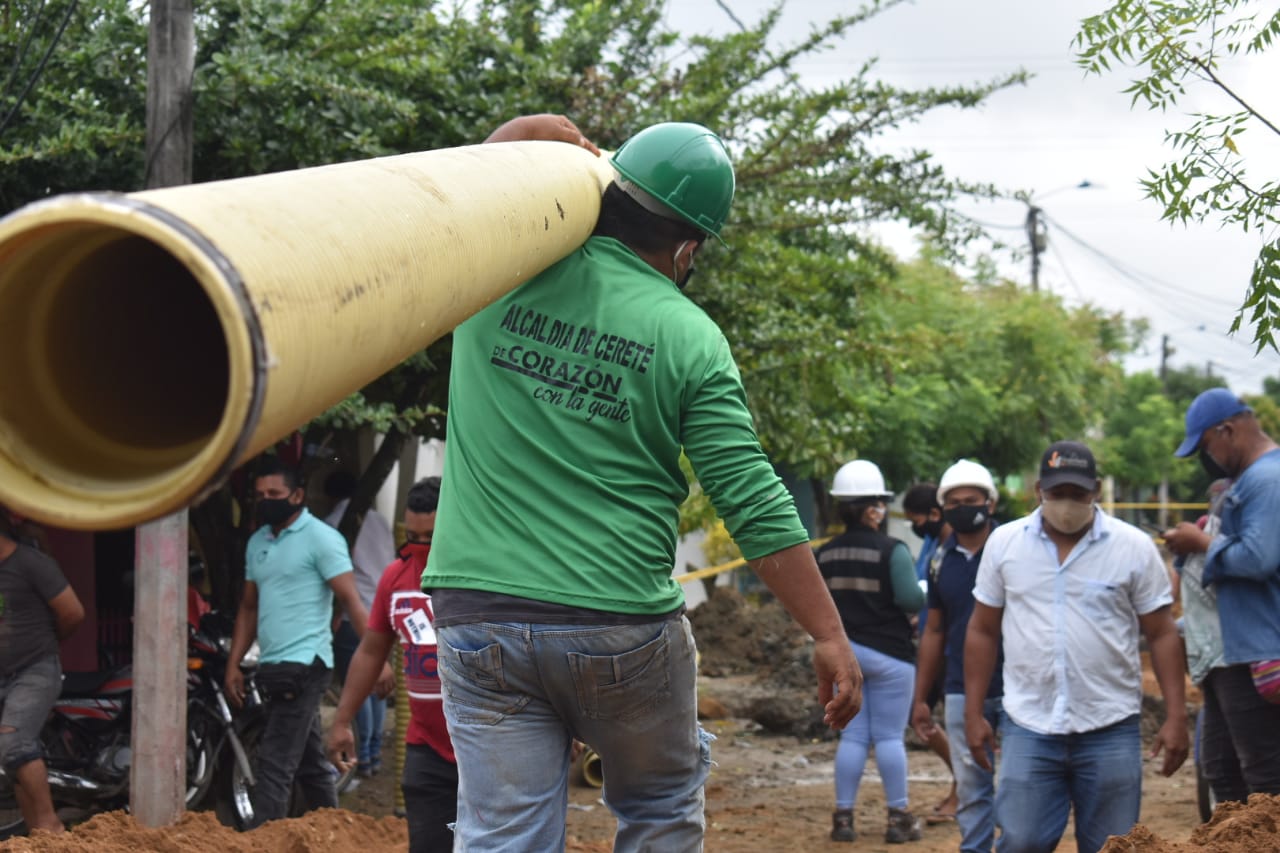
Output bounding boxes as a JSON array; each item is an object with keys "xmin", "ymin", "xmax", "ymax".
[{"xmin": 1174, "ymin": 388, "xmax": 1251, "ymax": 457}]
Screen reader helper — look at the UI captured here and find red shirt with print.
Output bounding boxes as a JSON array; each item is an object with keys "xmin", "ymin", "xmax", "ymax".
[{"xmin": 368, "ymin": 551, "xmax": 454, "ymax": 762}]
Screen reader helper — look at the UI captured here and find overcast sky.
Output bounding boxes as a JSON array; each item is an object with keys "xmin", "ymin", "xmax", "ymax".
[{"xmin": 664, "ymin": 0, "xmax": 1280, "ymax": 394}]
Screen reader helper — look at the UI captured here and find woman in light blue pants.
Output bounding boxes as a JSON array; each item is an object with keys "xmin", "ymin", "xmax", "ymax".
[{"xmin": 817, "ymin": 460, "xmax": 926, "ymax": 843}]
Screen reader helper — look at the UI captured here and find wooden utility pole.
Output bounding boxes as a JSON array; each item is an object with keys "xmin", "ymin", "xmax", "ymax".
[{"xmin": 131, "ymin": 0, "xmax": 194, "ymax": 828}]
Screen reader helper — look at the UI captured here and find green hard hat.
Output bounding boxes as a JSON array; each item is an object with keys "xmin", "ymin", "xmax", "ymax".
[{"xmin": 610, "ymin": 122, "xmax": 735, "ymax": 243}]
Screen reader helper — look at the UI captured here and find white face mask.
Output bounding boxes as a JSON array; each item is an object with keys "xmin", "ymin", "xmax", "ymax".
[{"xmin": 1041, "ymin": 498, "xmax": 1094, "ymax": 534}]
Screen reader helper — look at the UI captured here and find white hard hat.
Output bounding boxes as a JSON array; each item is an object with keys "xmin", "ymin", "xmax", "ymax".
[
  {"xmin": 831, "ymin": 460, "xmax": 891, "ymax": 499},
  {"xmin": 937, "ymin": 459, "xmax": 998, "ymax": 503}
]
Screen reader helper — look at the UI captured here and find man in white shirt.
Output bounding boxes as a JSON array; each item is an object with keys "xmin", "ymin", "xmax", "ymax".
[{"xmin": 963, "ymin": 440, "xmax": 1188, "ymax": 853}]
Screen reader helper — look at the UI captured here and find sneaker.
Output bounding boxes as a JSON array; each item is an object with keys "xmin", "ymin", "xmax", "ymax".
[
  {"xmin": 884, "ymin": 807, "xmax": 923, "ymax": 843},
  {"xmin": 830, "ymin": 809, "xmax": 856, "ymax": 842}
]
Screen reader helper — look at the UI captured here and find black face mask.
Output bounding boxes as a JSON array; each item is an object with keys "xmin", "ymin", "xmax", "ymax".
[
  {"xmin": 256, "ymin": 497, "xmax": 298, "ymax": 527},
  {"xmin": 911, "ymin": 519, "xmax": 944, "ymax": 540},
  {"xmin": 677, "ymin": 263, "xmax": 696, "ymax": 290},
  {"xmin": 943, "ymin": 504, "xmax": 989, "ymax": 534},
  {"xmin": 1199, "ymin": 447, "xmax": 1231, "ymax": 481}
]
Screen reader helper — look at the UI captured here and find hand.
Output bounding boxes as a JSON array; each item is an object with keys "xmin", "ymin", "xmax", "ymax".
[
  {"xmin": 911, "ymin": 700, "xmax": 938, "ymax": 742},
  {"xmin": 965, "ymin": 713, "xmax": 996, "ymax": 772},
  {"xmin": 374, "ymin": 662, "xmax": 396, "ymax": 699},
  {"xmin": 1162, "ymin": 522, "xmax": 1210, "ymax": 556},
  {"xmin": 225, "ymin": 664, "xmax": 245, "ymax": 710},
  {"xmin": 326, "ymin": 721, "xmax": 357, "ymax": 774},
  {"xmin": 484, "ymin": 114, "xmax": 601, "ymax": 155},
  {"xmin": 1150, "ymin": 716, "xmax": 1190, "ymax": 777},
  {"xmin": 813, "ymin": 636, "xmax": 863, "ymax": 730},
  {"xmin": 570, "ymin": 740, "xmax": 586, "ymax": 764}
]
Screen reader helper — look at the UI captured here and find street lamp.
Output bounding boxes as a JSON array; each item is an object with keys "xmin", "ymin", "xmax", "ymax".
[{"xmin": 1024, "ymin": 180, "xmax": 1093, "ymax": 292}]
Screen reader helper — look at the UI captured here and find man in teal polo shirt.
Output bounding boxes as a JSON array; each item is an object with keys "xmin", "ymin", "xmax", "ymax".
[
  {"xmin": 424, "ymin": 114, "xmax": 863, "ymax": 852},
  {"xmin": 226, "ymin": 459, "xmax": 368, "ymax": 827}
]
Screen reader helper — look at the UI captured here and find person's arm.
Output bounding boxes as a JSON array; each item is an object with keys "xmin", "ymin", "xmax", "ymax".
[
  {"xmin": 1139, "ymin": 605, "xmax": 1190, "ymax": 777},
  {"xmin": 911, "ymin": 608, "xmax": 946, "ymax": 740},
  {"xmin": 889, "ymin": 543, "xmax": 925, "ymax": 612},
  {"xmin": 329, "ymin": 572, "xmax": 368, "ymax": 638},
  {"xmin": 963, "ymin": 601, "xmax": 1003, "ymax": 771},
  {"xmin": 484, "ymin": 114, "xmax": 600, "ymax": 155},
  {"xmin": 326, "ymin": 628, "xmax": 396, "ymax": 771},
  {"xmin": 225, "ymin": 580, "xmax": 259, "ymax": 708},
  {"xmin": 47, "ymin": 585, "xmax": 84, "ymax": 641},
  {"xmin": 1203, "ymin": 479, "xmax": 1280, "ymax": 583},
  {"xmin": 751, "ymin": 543, "xmax": 863, "ymax": 730}
]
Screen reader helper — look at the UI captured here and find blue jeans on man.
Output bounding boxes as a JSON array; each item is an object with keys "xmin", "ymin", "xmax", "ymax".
[
  {"xmin": 945, "ymin": 693, "xmax": 1002, "ymax": 853},
  {"xmin": 995, "ymin": 713, "xmax": 1142, "ymax": 853},
  {"xmin": 437, "ymin": 616, "xmax": 708, "ymax": 853}
]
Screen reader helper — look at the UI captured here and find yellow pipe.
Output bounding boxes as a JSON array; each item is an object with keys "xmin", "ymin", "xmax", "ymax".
[{"xmin": 0, "ymin": 142, "xmax": 614, "ymax": 529}]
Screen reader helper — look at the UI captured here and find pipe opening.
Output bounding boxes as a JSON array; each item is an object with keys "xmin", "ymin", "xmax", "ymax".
[{"xmin": 0, "ymin": 223, "xmax": 230, "ymax": 482}]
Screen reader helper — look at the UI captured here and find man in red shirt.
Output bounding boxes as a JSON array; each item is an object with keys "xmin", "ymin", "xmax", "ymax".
[{"xmin": 326, "ymin": 477, "xmax": 455, "ymax": 852}]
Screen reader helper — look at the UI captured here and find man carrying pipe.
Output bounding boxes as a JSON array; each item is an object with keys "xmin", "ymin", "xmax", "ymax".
[{"xmin": 422, "ymin": 114, "xmax": 864, "ymax": 852}]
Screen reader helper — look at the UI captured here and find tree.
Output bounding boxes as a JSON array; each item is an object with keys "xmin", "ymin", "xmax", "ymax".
[
  {"xmin": 1074, "ymin": 1, "xmax": 1280, "ymax": 351},
  {"xmin": 1096, "ymin": 372, "xmax": 1193, "ymax": 499}
]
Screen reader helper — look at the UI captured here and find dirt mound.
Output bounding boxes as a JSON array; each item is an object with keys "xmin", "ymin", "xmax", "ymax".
[
  {"xmin": 689, "ymin": 587, "xmax": 811, "ymax": 683},
  {"xmin": 689, "ymin": 587, "xmax": 828, "ymax": 737},
  {"xmin": 1100, "ymin": 794, "xmax": 1280, "ymax": 852},
  {"xmin": 0, "ymin": 808, "xmax": 408, "ymax": 853}
]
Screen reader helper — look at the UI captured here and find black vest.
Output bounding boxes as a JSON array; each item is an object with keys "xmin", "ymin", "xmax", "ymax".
[{"xmin": 816, "ymin": 526, "xmax": 915, "ymax": 663}]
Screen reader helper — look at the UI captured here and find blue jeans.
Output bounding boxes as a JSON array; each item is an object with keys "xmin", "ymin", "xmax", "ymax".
[
  {"xmin": 996, "ymin": 713, "xmax": 1141, "ymax": 853},
  {"xmin": 834, "ymin": 641, "xmax": 914, "ymax": 811},
  {"xmin": 437, "ymin": 617, "xmax": 707, "ymax": 853},
  {"xmin": 945, "ymin": 693, "xmax": 1001, "ymax": 853}
]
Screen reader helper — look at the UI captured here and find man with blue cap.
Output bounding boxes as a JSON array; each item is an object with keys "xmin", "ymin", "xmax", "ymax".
[{"xmin": 1166, "ymin": 387, "xmax": 1280, "ymax": 804}]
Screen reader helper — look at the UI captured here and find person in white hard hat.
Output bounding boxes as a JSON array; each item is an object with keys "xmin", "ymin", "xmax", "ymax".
[
  {"xmin": 910, "ymin": 459, "xmax": 1002, "ymax": 852},
  {"xmin": 818, "ymin": 460, "xmax": 926, "ymax": 844}
]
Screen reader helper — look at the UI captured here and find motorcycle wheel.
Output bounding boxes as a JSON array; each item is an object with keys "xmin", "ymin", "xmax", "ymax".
[
  {"xmin": 185, "ymin": 709, "xmax": 220, "ymax": 810},
  {"xmin": 214, "ymin": 720, "xmax": 307, "ymax": 830},
  {"xmin": 0, "ymin": 795, "xmax": 26, "ymax": 840}
]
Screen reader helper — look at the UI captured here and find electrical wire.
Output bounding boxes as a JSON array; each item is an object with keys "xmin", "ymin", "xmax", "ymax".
[
  {"xmin": 1041, "ymin": 212, "xmax": 1238, "ymax": 310},
  {"xmin": 0, "ymin": 0, "xmax": 78, "ymax": 139}
]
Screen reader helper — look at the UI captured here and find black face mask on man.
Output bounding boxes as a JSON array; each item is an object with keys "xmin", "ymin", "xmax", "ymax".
[
  {"xmin": 1199, "ymin": 446, "xmax": 1231, "ymax": 480},
  {"xmin": 255, "ymin": 497, "xmax": 297, "ymax": 526},
  {"xmin": 943, "ymin": 504, "xmax": 989, "ymax": 534},
  {"xmin": 911, "ymin": 518, "xmax": 944, "ymax": 540}
]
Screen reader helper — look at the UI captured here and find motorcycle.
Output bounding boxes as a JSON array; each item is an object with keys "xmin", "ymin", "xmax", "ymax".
[{"xmin": 0, "ymin": 612, "xmax": 253, "ymax": 838}]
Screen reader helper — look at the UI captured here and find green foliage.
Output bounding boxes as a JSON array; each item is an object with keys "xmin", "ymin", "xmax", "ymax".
[
  {"xmin": 1096, "ymin": 372, "xmax": 1192, "ymax": 494},
  {"xmin": 0, "ymin": 0, "xmax": 147, "ymax": 210},
  {"xmin": 1074, "ymin": 0, "xmax": 1280, "ymax": 351},
  {"xmin": 817, "ymin": 258, "xmax": 1138, "ymax": 488}
]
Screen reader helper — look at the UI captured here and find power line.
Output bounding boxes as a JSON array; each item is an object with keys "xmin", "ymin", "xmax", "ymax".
[
  {"xmin": 1041, "ymin": 213, "xmax": 1238, "ymax": 310},
  {"xmin": 0, "ymin": 0, "xmax": 78, "ymax": 139}
]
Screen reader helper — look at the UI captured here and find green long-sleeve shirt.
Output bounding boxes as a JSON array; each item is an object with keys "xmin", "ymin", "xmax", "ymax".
[{"xmin": 424, "ymin": 237, "xmax": 807, "ymax": 614}]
